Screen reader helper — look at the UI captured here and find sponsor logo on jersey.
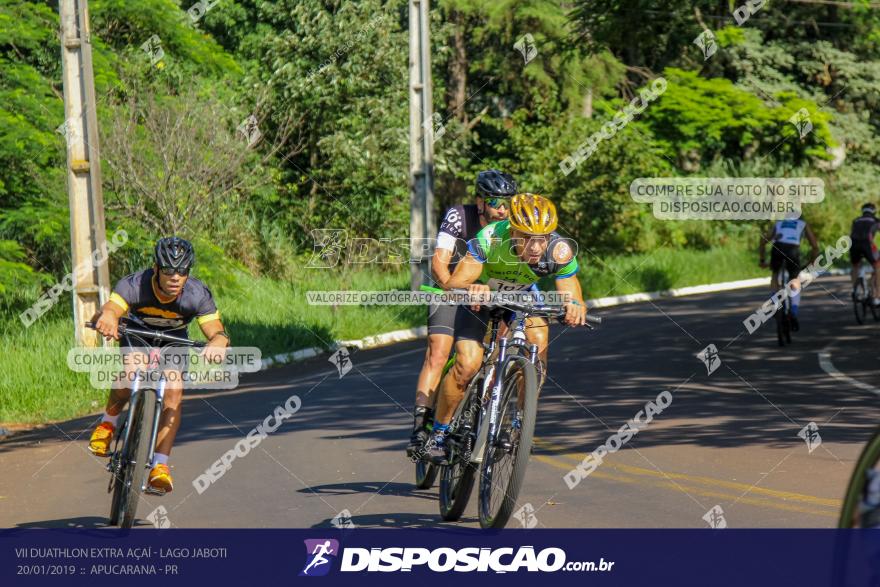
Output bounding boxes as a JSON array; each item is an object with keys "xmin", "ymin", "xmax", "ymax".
[{"xmin": 551, "ymin": 241, "xmax": 573, "ymax": 264}]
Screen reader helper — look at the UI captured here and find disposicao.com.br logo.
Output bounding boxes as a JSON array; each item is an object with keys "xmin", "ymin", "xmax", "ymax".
[{"xmin": 300, "ymin": 541, "xmax": 614, "ymax": 574}]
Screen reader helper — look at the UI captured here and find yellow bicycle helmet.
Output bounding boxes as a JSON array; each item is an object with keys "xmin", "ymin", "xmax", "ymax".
[{"xmin": 508, "ymin": 193, "xmax": 558, "ymax": 235}]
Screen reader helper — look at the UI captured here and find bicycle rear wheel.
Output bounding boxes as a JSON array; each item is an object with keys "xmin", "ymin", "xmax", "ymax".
[
  {"xmin": 478, "ymin": 357, "xmax": 538, "ymax": 529},
  {"xmin": 414, "ymin": 413, "xmax": 438, "ymax": 489},
  {"xmin": 775, "ymin": 311, "xmax": 787, "ymax": 346},
  {"xmin": 439, "ymin": 389, "xmax": 480, "ymax": 521},
  {"xmin": 854, "ymin": 282, "xmax": 867, "ymax": 324},
  {"xmin": 119, "ymin": 391, "xmax": 157, "ymax": 529},
  {"xmin": 415, "ymin": 460, "xmax": 438, "ymax": 489}
]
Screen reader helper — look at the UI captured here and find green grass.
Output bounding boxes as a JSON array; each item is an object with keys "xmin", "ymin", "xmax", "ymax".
[
  {"xmin": 0, "ymin": 266, "xmax": 423, "ymax": 424},
  {"xmin": 578, "ymin": 246, "xmax": 765, "ymax": 298},
  {"xmin": 2, "ymin": 244, "xmax": 814, "ymax": 424}
]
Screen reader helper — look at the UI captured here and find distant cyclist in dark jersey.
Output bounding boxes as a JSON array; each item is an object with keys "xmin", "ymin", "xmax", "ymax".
[
  {"xmin": 428, "ymin": 193, "xmax": 587, "ymax": 464},
  {"xmin": 88, "ymin": 237, "xmax": 230, "ymax": 493},
  {"xmin": 406, "ymin": 169, "xmax": 517, "ymax": 457},
  {"xmin": 759, "ymin": 215, "xmax": 819, "ymax": 332},
  {"xmin": 850, "ymin": 203, "xmax": 880, "ymax": 305}
]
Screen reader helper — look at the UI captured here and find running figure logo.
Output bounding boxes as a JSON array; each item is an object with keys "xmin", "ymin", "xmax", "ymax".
[
  {"xmin": 300, "ymin": 539, "xmax": 339, "ymax": 577},
  {"xmin": 696, "ymin": 344, "xmax": 721, "ymax": 375}
]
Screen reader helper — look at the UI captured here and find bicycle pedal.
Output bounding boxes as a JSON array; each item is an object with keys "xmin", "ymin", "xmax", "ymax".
[{"xmin": 144, "ymin": 487, "xmax": 167, "ymax": 496}]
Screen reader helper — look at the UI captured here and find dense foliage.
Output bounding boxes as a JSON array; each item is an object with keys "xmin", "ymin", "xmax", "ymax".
[{"xmin": 2, "ymin": 0, "xmax": 879, "ymax": 305}]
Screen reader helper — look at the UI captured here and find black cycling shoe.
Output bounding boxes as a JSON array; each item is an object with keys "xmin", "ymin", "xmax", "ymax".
[
  {"xmin": 427, "ymin": 431, "xmax": 450, "ymax": 465},
  {"xmin": 790, "ymin": 315, "xmax": 800, "ymax": 332},
  {"xmin": 405, "ymin": 406, "xmax": 433, "ymax": 459}
]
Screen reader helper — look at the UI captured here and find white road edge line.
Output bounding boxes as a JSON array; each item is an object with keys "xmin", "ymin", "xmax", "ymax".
[{"xmin": 818, "ymin": 345, "xmax": 880, "ymax": 396}]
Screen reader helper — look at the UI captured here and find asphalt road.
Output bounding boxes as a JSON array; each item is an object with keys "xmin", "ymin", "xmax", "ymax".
[{"xmin": 2, "ymin": 275, "xmax": 878, "ymax": 529}]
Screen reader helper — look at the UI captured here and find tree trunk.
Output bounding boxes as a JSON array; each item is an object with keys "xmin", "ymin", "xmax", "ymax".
[
  {"xmin": 448, "ymin": 9, "xmax": 468, "ymax": 126},
  {"xmin": 582, "ymin": 88, "xmax": 593, "ymax": 118}
]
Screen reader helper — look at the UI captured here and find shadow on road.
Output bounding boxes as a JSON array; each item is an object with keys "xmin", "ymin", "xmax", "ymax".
[
  {"xmin": 311, "ymin": 511, "xmax": 471, "ymax": 529},
  {"xmin": 300, "ymin": 481, "xmax": 435, "ymax": 502}
]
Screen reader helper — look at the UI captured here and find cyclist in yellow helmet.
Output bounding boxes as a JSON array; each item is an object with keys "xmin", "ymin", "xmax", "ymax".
[{"xmin": 426, "ymin": 193, "xmax": 588, "ymax": 464}]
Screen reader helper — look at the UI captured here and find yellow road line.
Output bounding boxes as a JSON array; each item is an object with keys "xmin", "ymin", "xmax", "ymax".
[{"xmin": 532, "ymin": 438, "xmax": 841, "ymax": 517}]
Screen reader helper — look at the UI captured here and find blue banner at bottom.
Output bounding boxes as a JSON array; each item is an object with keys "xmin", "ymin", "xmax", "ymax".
[{"xmin": 2, "ymin": 529, "xmax": 878, "ymax": 586}]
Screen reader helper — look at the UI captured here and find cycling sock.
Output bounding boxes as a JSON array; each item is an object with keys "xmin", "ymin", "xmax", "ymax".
[
  {"xmin": 101, "ymin": 412, "xmax": 119, "ymax": 427},
  {"xmin": 152, "ymin": 452, "xmax": 169, "ymax": 467},
  {"xmin": 791, "ymin": 304, "xmax": 799, "ymax": 316},
  {"xmin": 790, "ymin": 288, "xmax": 801, "ymax": 311}
]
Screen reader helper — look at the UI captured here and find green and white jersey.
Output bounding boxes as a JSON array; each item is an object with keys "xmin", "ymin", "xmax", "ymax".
[{"xmin": 466, "ymin": 220, "xmax": 579, "ymax": 291}]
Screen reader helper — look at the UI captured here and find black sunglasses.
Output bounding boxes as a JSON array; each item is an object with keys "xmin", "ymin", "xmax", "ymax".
[
  {"xmin": 159, "ymin": 266, "xmax": 190, "ymax": 276},
  {"xmin": 484, "ymin": 197, "xmax": 510, "ymax": 208}
]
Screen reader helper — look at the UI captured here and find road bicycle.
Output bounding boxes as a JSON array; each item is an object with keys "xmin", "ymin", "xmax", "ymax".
[
  {"xmin": 851, "ymin": 263, "xmax": 879, "ymax": 325},
  {"xmin": 416, "ymin": 287, "xmax": 600, "ymax": 528},
  {"xmin": 774, "ymin": 264, "xmax": 796, "ymax": 347},
  {"xmin": 86, "ymin": 318, "xmax": 204, "ymax": 528}
]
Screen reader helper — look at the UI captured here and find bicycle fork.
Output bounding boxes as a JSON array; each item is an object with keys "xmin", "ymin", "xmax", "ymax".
[
  {"xmin": 143, "ymin": 375, "xmax": 167, "ymax": 495},
  {"xmin": 485, "ymin": 336, "xmax": 539, "ymax": 451}
]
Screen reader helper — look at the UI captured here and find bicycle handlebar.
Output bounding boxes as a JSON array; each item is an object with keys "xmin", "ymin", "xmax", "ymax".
[
  {"xmin": 86, "ymin": 320, "xmax": 206, "ymax": 348},
  {"xmin": 419, "ymin": 285, "xmax": 602, "ymax": 325}
]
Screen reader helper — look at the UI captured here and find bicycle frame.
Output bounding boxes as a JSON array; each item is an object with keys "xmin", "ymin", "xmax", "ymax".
[{"xmin": 469, "ymin": 313, "xmax": 539, "ymax": 465}]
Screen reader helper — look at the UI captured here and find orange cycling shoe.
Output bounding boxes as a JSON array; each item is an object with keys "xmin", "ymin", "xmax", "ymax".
[
  {"xmin": 88, "ymin": 422, "xmax": 115, "ymax": 457},
  {"xmin": 148, "ymin": 464, "xmax": 173, "ymax": 493}
]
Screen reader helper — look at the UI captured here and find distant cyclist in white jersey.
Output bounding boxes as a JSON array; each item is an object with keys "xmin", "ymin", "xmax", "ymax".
[{"xmin": 759, "ymin": 214, "xmax": 819, "ymax": 332}]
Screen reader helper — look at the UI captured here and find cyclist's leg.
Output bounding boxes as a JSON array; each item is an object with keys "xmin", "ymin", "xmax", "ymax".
[
  {"xmin": 523, "ymin": 316, "xmax": 549, "ymax": 389},
  {"xmin": 872, "ymin": 245, "xmax": 880, "ymax": 301},
  {"xmin": 415, "ymin": 333, "xmax": 454, "ymax": 406},
  {"xmin": 784, "ymin": 247, "xmax": 802, "ymax": 317},
  {"xmin": 851, "ymin": 243, "xmax": 862, "ymax": 290},
  {"xmin": 149, "ymin": 340, "xmax": 190, "ymax": 491},
  {"xmin": 769, "ymin": 244, "xmax": 784, "ymax": 293},
  {"xmin": 435, "ymin": 339, "xmax": 483, "ymax": 424},
  {"xmin": 417, "ymin": 302, "xmax": 456, "ymax": 406},
  {"xmin": 428, "ymin": 306, "xmax": 487, "ymax": 462},
  {"xmin": 407, "ymin": 305, "xmax": 454, "ymax": 455},
  {"xmin": 512, "ymin": 316, "xmax": 549, "ymax": 413},
  {"xmin": 149, "ymin": 366, "xmax": 183, "ymax": 492}
]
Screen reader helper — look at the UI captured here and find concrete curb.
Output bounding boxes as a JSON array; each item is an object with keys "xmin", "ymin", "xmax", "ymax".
[{"xmin": 260, "ymin": 268, "xmax": 850, "ymax": 370}]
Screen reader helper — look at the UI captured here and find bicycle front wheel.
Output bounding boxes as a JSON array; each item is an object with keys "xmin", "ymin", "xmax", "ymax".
[
  {"xmin": 120, "ymin": 391, "xmax": 158, "ymax": 529},
  {"xmin": 838, "ymin": 429, "xmax": 880, "ymax": 528},
  {"xmin": 478, "ymin": 357, "xmax": 538, "ymax": 529}
]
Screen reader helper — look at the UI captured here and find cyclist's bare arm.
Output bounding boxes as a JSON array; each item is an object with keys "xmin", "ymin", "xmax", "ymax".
[
  {"xmin": 556, "ymin": 275, "xmax": 587, "ymax": 326},
  {"xmin": 759, "ymin": 224, "xmax": 776, "ymax": 266},
  {"xmin": 199, "ymin": 318, "xmax": 229, "ymax": 362},
  {"xmin": 441, "ymin": 252, "xmax": 483, "ymax": 290},
  {"xmin": 804, "ymin": 224, "xmax": 819, "ymax": 262},
  {"xmin": 441, "ymin": 253, "xmax": 489, "ymax": 309},
  {"xmin": 91, "ymin": 298, "xmax": 127, "ymax": 340},
  {"xmin": 431, "ymin": 247, "xmax": 454, "ymax": 285}
]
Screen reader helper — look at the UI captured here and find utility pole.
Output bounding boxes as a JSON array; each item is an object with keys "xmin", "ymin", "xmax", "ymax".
[
  {"xmin": 408, "ymin": 0, "xmax": 436, "ymax": 290},
  {"xmin": 59, "ymin": 0, "xmax": 110, "ymax": 347}
]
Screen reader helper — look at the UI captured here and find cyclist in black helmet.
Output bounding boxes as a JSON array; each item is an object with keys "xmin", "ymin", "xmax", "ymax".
[
  {"xmin": 406, "ymin": 169, "xmax": 517, "ymax": 459},
  {"xmin": 88, "ymin": 237, "xmax": 230, "ymax": 494},
  {"xmin": 850, "ymin": 203, "xmax": 880, "ymax": 305}
]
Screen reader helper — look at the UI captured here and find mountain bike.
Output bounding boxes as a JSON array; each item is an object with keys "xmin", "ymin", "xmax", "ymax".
[
  {"xmin": 86, "ymin": 319, "xmax": 204, "ymax": 528},
  {"xmin": 851, "ymin": 263, "xmax": 879, "ymax": 325},
  {"xmin": 419, "ymin": 288, "xmax": 601, "ymax": 528}
]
